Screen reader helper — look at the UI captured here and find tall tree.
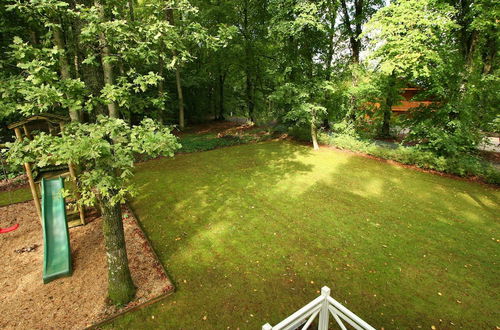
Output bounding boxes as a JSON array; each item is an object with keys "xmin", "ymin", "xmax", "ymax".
[
  {"xmin": 268, "ymin": 0, "xmax": 336, "ymax": 149},
  {"xmin": 7, "ymin": 117, "xmax": 180, "ymax": 305},
  {"xmin": 339, "ymin": 0, "xmax": 383, "ymax": 63},
  {"xmin": 94, "ymin": 0, "xmax": 119, "ymax": 118},
  {"xmin": 166, "ymin": 6, "xmax": 186, "ymax": 128}
]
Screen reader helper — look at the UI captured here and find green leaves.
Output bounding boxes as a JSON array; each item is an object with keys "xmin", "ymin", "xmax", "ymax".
[
  {"xmin": 364, "ymin": 0, "xmax": 458, "ymax": 83},
  {"xmin": 7, "ymin": 117, "xmax": 181, "ymax": 206}
]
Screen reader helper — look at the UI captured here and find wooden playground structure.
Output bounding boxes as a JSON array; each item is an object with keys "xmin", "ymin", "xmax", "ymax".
[{"xmin": 7, "ymin": 113, "xmax": 85, "ymax": 228}]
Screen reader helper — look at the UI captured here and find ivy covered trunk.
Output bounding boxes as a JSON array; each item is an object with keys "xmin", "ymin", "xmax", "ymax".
[
  {"xmin": 99, "ymin": 194, "xmax": 136, "ymax": 306},
  {"xmin": 95, "ymin": 0, "xmax": 119, "ymax": 119}
]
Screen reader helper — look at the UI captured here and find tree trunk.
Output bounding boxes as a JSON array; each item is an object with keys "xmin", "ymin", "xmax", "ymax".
[
  {"xmin": 99, "ymin": 194, "xmax": 136, "ymax": 306},
  {"xmin": 243, "ymin": 1, "xmax": 255, "ymax": 123},
  {"xmin": 381, "ymin": 73, "xmax": 396, "ymax": 138},
  {"xmin": 481, "ymin": 33, "xmax": 496, "ymax": 75},
  {"xmin": 157, "ymin": 54, "xmax": 165, "ymax": 123},
  {"xmin": 175, "ymin": 68, "xmax": 185, "ymax": 128},
  {"xmin": 166, "ymin": 8, "xmax": 186, "ymax": 129},
  {"xmin": 311, "ymin": 119, "xmax": 319, "ymax": 151},
  {"xmin": 95, "ymin": 0, "xmax": 119, "ymax": 119},
  {"xmin": 208, "ymin": 84, "xmax": 215, "ymax": 120},
  {"xmin": 353, "ymin": 0, "xmax": 363, "ymax": 63},
  {"xmin": 340, "ymin": 0, "xmax": 362, "ymax": 63},
  {"xmin": 29, "ymin": 30, "xmax": 39, "ymax": 45},
  {"xmin": 325, "ymin": 0, "xmax": 337, "ymax": 78},
  {"xmin": 82, "ymin": 58, "xmax": 106, "ymax": 117},
  {"xmin": 127, "ymin": 0, "xmax": 135, "ymax": 22},
  {"xmin": 381, "ymin": 108, "xmax": 391, "ymax": 138},
  {"xmin": 217, "ymin": 72, "xmax": 226, "ymax": 120},
  {"xmin": 245, "ymin": 72, "xmax": 255, "ymax": 123},
  {"xmin": 53, "ymin": 24, "xmax": 81, "ymax": 122}
]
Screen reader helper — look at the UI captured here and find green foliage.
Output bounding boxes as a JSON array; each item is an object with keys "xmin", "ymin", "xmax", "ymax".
[
  {"xmin": 364, "ymin": 0, "xmax": 458, "ymax": 84},
  {"xmin": 0, "ymin": 0, "xmax": 497, "ymax": 170},
  {"xmin": 319, "ymin": 132, "xmax": 499, "ymax": 184},
  {"xmin": 404, "ymin": 103, "xmax": 483, "ymax": 156},
  {"xmin": 361, "ymin": 0, "xmax": 497, "ymax": 154},
  {"xmin": 1, "ymin": 37, "xmax": 86, "ymax": 117},
  {"xmin": 6, "ymin": 116, "xmax": 180, "ymax": 206}
]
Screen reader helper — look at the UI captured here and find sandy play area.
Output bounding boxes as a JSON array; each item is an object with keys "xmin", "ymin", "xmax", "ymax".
[{"xmin": 0, "ymin": 201, "xmax": 173, "ymax": 329}]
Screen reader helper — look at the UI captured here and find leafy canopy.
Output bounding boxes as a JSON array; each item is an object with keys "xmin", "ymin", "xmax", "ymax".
[
  {"xmin": 363, "ymin": 0, "xmax": 458, "ymax": 87},
  {"xmin": 7, "ymin": 117, "xmax": 180, "ymax": 205}
]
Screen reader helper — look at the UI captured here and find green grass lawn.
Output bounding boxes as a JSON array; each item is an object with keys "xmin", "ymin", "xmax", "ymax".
[
  {"xmin": 107, "ymin": 141, "xmax": 499, "ymax": 329},
  {"xmin": 0, "ymin": 186, "xmax": 31, "ymax": 206}
]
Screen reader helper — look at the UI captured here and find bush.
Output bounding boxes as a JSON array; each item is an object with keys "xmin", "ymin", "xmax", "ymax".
[
  {"xmin": 286, "ymin": 125, "xmax": 312, "ymax": 142},
  {"xmin": 319, "ymin": 132, "xmax": 500, "ymax": 184},
  {"xmin": 0, "ymin": 153, "xmax": 24, "ymax": 181}
]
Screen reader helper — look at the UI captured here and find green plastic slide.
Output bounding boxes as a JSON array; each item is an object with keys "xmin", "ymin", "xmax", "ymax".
[{"xmin": 41, "ymin": 177, "xmax": 72, "ymax": 284}]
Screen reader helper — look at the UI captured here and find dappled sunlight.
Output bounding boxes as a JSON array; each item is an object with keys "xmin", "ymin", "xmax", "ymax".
[
  {"xmin": 171, "ymin": 220, "xmax": 233, "ymax": 265},
  {"xmin": 124, "ymin": 141, "xmax": 499, "ymax": 329}
]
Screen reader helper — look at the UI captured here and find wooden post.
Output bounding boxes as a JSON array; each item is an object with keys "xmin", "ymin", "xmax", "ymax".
[
  {"xmin": 22, "ymin": 124, "xmax": 32, "ymax": 140},
  {"xmin": 68, "ymin": 162, "xmax": 85, "ymax": 225},
  {"xmin": 14, "ymin": 127, "xmax": 42, "ymax": 223},
  {"xmin": 60, "ymin": 122, "xmax": 85, "ymax": 225}
]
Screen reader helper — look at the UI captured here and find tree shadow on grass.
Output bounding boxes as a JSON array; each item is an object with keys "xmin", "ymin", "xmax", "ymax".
[
  {"xmin": 120, "ymin": 141, "xmax": 499, "ymax": 329},
  {"xmin": 292, "ymin": 150, "xmax": 500, "ymax": 329},
  {"xmin": 131, "ymin": 141, "xmax": 314, "ymax": 263}
]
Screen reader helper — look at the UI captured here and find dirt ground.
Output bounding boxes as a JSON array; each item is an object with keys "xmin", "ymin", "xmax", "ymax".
[
  {"xmin": 0, "ymin": 174, "xmax": 28, "ymax": 192},
  {"xmin": 0, "ymin": 201, "xmax": 173, "ymax": 329},
  {"xmin": 175, "ymin": 120, "xmax": 245, "ymax": 136}
]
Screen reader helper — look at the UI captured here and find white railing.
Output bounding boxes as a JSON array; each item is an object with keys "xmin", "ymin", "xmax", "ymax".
[{"xmin": 262, "ymin": 286, "xmax": 375, "ymax": 330}]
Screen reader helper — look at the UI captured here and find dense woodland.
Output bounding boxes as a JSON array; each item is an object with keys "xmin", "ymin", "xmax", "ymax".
[
  {"xmin": 1, "ymin": 0, "xmax": 498, "ymax": 151},
  {"xmin": 0, "ymin": 0, "xmax": 498, "ymax": 306}
]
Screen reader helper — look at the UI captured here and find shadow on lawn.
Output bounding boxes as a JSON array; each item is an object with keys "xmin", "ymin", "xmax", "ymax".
[
  {"xmin": 131, "ymin": 141, "xmax": 314, "ymax": 262},
  {"xmin": 124, "ymin": 141, "xmax": 499, "ymax": 329},
  {"xmin": 300, "ymin": 152, "xmax": 500, "ymax": 328}
]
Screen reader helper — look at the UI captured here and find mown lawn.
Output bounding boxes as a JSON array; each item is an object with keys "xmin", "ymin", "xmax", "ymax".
[
  {"xmin": 107, "ymin": 141, "xmax": 500, "ymax": 329},
  {"xmin": 97, "ymin": 141, "xmax": 497, "ymax": 327},
  {"xmin": 0, "ymin": 186, "xmax": 31, "ymax": 207}
]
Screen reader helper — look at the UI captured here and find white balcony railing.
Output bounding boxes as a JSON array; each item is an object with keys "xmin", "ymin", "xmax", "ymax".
[{"xmin": 262, "ymin": 286, "xmax": 375, "ymax": 330}]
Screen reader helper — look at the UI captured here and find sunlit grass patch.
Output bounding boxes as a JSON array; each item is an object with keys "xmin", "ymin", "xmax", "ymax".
[{"xmin": 104, "ymin": 141, "xmax": 498, "ymax": 328}]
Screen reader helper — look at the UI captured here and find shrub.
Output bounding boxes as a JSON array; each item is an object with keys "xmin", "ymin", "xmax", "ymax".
[
  {"xmin": 319, "ymin": 132, "xmax": 500, "ymax": 184},
  {"xmin": 286, "ymin": 125, "xmax": 312, "ymax": 142}
]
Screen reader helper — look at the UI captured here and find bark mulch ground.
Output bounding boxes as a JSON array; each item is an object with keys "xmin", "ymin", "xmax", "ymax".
[{"xmin": 0, "ymin": 201, "xmax": 173, "ymax": 329}]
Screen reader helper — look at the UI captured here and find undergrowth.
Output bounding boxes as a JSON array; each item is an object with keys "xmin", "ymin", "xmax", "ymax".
[{"xmin": 318, "ymin": 132, "xmax": 500, "ymax": 185}]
